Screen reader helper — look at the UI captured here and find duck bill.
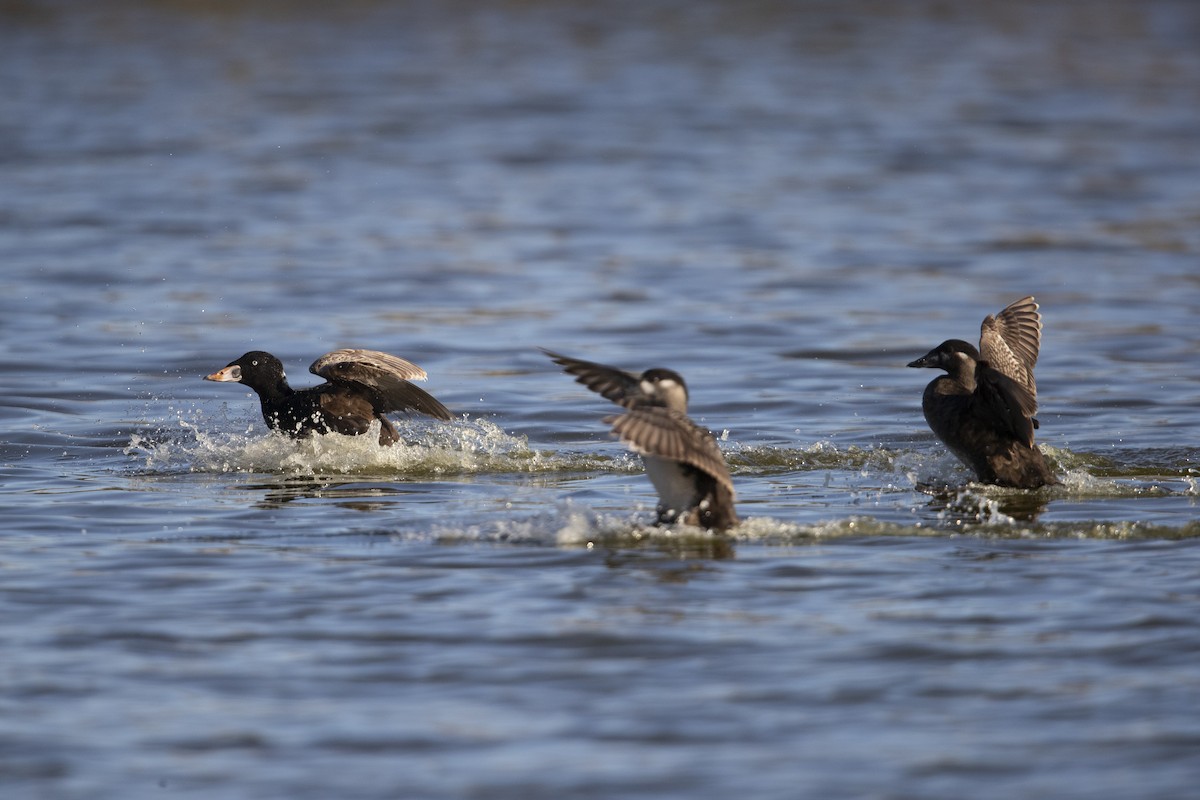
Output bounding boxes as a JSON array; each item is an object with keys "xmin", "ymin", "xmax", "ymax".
[
  {"xmin": 906, "ymin": 352, "xmax": 937, "ymax": 369},
  {"xmin": 204, "ymin": 365, "xmax": 242, "ymax": 382}
]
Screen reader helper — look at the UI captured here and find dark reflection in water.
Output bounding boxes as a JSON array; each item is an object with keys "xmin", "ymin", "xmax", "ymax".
[
  {"xmin": 600, "ymin": 535, "xmax": 737, "ymax": 563},
  {"xmin": 918, "ymin": 484, "xmax": 1052, "ymax": 523},
  {"xmin": 244, "ymin": 477, "xmax": 426, "ymax": 510}
]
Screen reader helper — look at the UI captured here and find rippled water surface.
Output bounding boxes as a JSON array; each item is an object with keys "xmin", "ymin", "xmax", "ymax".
[{"xmin": 3, "ymin": 1, "xmax": 1200, "ymax": 798}]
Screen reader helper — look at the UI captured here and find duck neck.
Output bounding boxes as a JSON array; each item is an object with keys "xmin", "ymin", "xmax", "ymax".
[
  {"xmin": 951, "ymin": 361, "xmax": 976, "ymax": 392},
  {"xmin": 252, "ymin": 378, "xmax": 294, "ymax": 404}
]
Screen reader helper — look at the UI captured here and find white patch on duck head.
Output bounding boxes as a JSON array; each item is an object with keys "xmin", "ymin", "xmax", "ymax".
[
  {"xmin": 645, "ymin": 376, "xmax": 683, "ymax": 396},
  {"xmin": 950, "ymin": 349, "xmax": 978, "ymax": 390},
  {"xmin": 653, "ymin": 379, "xmax": 688, "ymax": 411}
]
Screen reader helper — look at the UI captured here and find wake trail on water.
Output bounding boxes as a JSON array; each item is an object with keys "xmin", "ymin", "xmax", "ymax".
[{"xmin": 123, "ymin": 407, "xmax": 1198, "ymax": 512}]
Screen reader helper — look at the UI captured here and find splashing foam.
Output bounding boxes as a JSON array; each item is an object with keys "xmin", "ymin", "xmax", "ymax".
[
  {"xmin": 422, "ymin": 499, "xmax": 749, "ymax": 550},
  {"xmin": 430, "ymin": 503, "xmax": 649, "ymax": 547},
  {"xmin": 426, "ymin": 504, "xmax": 948, "ymax": 548},
  {"xmin": 727, "ymin": 440, "xmax": 908, "ymax": 474},
  {"xmin": 936, "ymin": 487, "xmax": 1017, "ymax": 526},
  {"xmin": 125, "ymin": 414, "xmax": 567, "ymax": 477},
  {"xmin": 1055, "ymin": 463, "xmax": 1180, "ymax": 498}
]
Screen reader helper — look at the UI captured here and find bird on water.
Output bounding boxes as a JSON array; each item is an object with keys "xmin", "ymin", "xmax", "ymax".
[
  {"xmin": 205, "ymin": 349, "xmax": 451, "ymax": 446},
  {"xmin": 543, "ymin": 348, "xmax": 738, "ymax": 531},
  {"xmin": 907, "ymin": 296, "xmax": 1058, "ymax": 489}
]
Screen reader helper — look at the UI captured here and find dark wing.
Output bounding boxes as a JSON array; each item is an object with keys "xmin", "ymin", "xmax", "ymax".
[
  {"xmin": 315, "ymin": 391, "xmax": 377, "ymax": 437},
  {"xmin": 542, "ymin": 348, "xmax": 647, "ymax": 409},
  {"xmin": 310, "ymin": 349, "xmax": 452, "ymax": 420},
  {"xmin": 973, "ymin": 362, "xmax": 1037, "ymax": 447},
  {"xmin": 604, "ymin": 406, "xmax": 736, "ymax": 499},
  {"xmin": 979, "ymin": 296, "xmax": 1042, "ymax": 405}
]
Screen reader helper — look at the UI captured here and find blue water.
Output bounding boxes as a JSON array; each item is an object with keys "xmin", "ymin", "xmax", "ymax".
[{"xmin": 3, "ymin": 1, "xmax": 1200, "ymax": 798}]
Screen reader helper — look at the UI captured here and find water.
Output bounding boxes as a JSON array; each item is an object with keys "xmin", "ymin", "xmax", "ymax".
[{"xmin": 3, "ymin": 1, "xmax": 1200, "ymax": 797}]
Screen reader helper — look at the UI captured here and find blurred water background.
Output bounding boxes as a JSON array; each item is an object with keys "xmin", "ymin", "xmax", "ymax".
[{"xmin": 2, "ymin": 1, "xmax": 1199, "ymax": 797}]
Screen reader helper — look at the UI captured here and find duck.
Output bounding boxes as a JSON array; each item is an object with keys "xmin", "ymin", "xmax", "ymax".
[
  {"xmin": 543, "ymin": 348, "xmax": 738, "ymax": 531},
  {"xmin": 907, "ymin": 296, "xmax": 1058, "ymax": 488},
  {"xmin": 204, "ymin": 349, "xmax": 451, "ymax": 446}
]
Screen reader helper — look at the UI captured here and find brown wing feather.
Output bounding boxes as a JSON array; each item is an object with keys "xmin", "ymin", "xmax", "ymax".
[
  {"xmin": 316, "ymin": 392, "xmax": 376, "ymax": 437},
  {"xmin": 604, "ymin": 407, "xmax": 736, "ymax": 499},
  {"xmin": 542, "ymin": 348, "xmax": 645, "ymax": 409},
  {"xmin": 979, "ymin": 296, "xmax": 1042, "ymax": 404},
  {"xmin": 310, "ymin": 349, "xmax": 451, "ymax": 420},
  {"xmin": 311, "ymin": 349, "xmax": 429, "ymax": 382}
]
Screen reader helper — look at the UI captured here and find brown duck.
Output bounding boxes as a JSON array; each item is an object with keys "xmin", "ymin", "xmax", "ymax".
[
  {"xmin": 907, "ymin": 296, "xmax": 1058, "ymax": 488},
  {"xmin": 544, "ymin": 349, "xmax": 738, "ymax": 531}
]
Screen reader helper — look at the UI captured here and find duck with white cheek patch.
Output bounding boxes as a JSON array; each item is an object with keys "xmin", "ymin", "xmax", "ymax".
[
  {"xmin": 907, "ymin": 296, "xmax": 1059, "ymax": 489},
  {"xmin": 543, "ymin": 349, "xmax": 738, "ymax": 532}
]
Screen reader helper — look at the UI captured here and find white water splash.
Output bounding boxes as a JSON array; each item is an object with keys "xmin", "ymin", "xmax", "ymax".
[{"xmin": 124, "ymin": 415, "xmax": 566, "ymax": 477}]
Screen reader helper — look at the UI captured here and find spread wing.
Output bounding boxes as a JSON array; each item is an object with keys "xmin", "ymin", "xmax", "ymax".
[
  {"xmin": 310, "ymin": 349, "xmax": 452, "ymax": 420},
  {"xmin": 542, "ymin": 348, "xmax": 646, "ymax": 409},
  {"xmin": 604, "ymin": 406, "xmax": 736, "ymax": 499},
  {"xmin": 974, "ymin": 362, "xmax": 1038, "ymax": 447},
  {"xmin": 979, "ymin": 296, "xmax": 1042, "ymax": 405}
]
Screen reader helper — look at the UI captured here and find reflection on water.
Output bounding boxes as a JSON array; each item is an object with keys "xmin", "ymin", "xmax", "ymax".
[
  {"xmin": 242, "ymin": 478, "xmax": 427, "ymax": 511},
  {"xmin": 919, "ymin": 485, "xmax": 1052, "ymax": 525}
]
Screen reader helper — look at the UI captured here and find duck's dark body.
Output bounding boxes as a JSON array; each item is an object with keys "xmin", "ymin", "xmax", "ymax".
[
  {"xmin": 205, "ymin": 349, "xmax": 451, "ymax": 446},
  {"xmin": 543, "ymin": 349, "xmax": 738, "ymax": 531},
  {"xmin": 908, "ymin": 297, "xmax": 1058, "ymax": 489},
  {"xmin": 916, "ymin": 347, "xmax": 1058, "ymax": 488}
]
